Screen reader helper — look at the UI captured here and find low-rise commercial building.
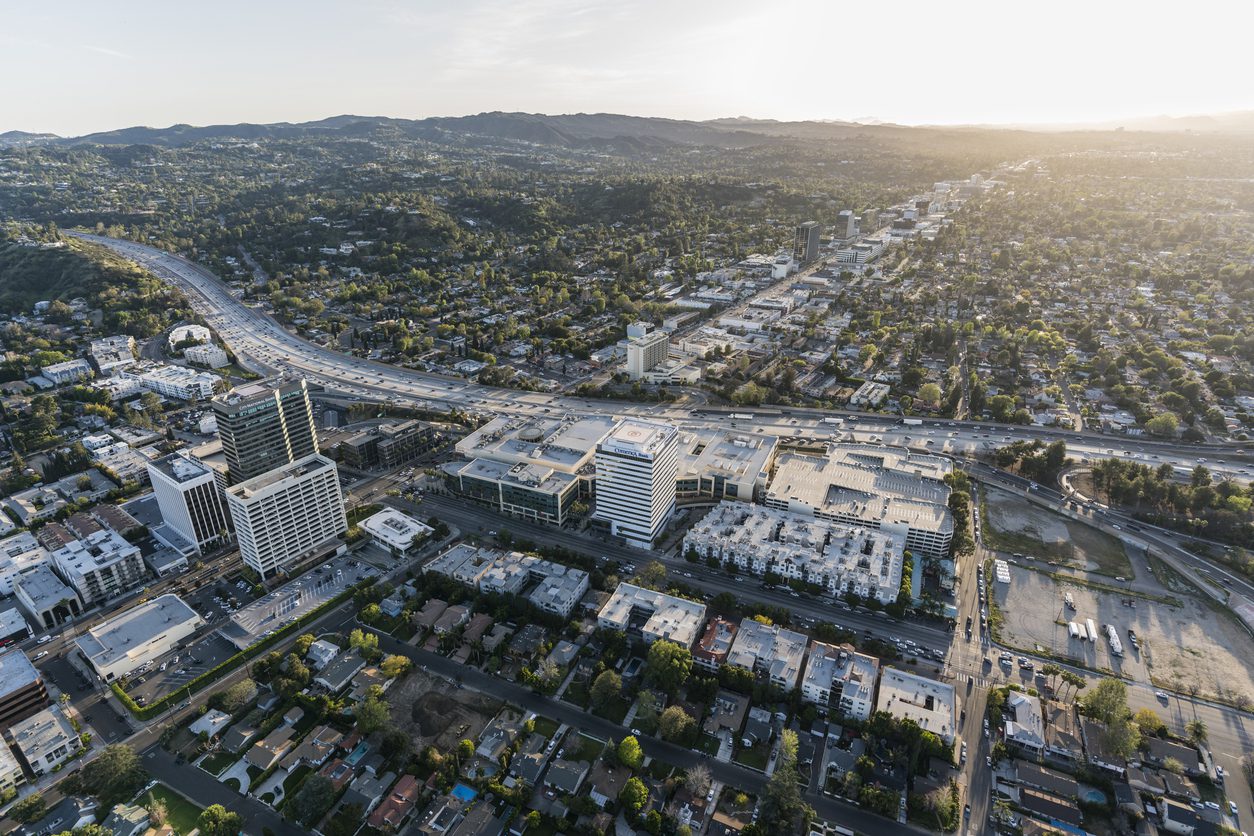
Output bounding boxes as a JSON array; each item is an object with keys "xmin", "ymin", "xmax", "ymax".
[
  {"xmin": 360, "ymin": 508, "xmax": 433, "ymax": 554},
  {"xmin": 765, "ymin": 445, "xmax": 954, "ymax": 559},
  {"xmin": 596, "ymin": 583, "xmax": 706, "ymax": 647},
  {"xmin": 14, "ymin": 566, "xmax": 83, "ymax": 630},
  {"xmin": 0, "ymin": 740, "xmax": 24, "ymax": 796},
  {"xmin": 74, "ymin": 594, "xmax": 203, "ymax": 682},
  {"xmin": 876, "ymin": 667, "xmax": 956, "ymax": 744},
  {"xmin": 443, "ymin": 458, "xmax": 583, "ymax": 526},
  {"xmin": 338, "ymin": 420, "xmax": 438, "ymax": 470},
  {"xmin": 7, "ymin": 705, "xmax": 81, "ymax": 777},
  {"xmin": 675, "ymin": 429, "xmax": 777, "ymax": 503},
  {"xmin": 726, "ymin": 618, "xmax": 808, "ymax": 690}
]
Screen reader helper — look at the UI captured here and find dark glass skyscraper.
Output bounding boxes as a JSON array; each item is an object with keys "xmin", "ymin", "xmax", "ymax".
[{"xmin": 212, "ymin": 377, "xmax": 318, "ymax": 484}]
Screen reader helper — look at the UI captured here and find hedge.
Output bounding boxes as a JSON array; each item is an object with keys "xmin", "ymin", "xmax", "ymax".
[{"xmin": 112, "ymin": 577, "xmax": 376, "ymax": 720}]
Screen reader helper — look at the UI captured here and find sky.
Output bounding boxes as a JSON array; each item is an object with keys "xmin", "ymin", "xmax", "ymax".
[{"xmin": 5, "ymin": 0, "xmax": 1254, "ymax": 136}]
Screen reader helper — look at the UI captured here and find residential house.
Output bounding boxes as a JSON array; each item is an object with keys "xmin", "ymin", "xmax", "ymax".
[
  {"xmin": 587, "ymin": 760, "xmax": 629, "ymax": 809},
  {"xmin": 307, "ymin": 639, "xmax": 341, "ymax": 670},
  {"xmin": 434, "ymin": 605, "xmax": 470, "ymax": 635},
  {"xmin": 1016, "ymin": 762, "xmax": 1078, "ymax": 799},
  {"xmin": 1161, "ymin": 799, "xmax": 1201, "ymax": 835},
  {"xmin": 413, "ymin": 599, "xmax": 449, "ymax": 632},
  {"xmin": 369, "ymin": 773, "xmax": 420, "ymax": 830},
  {"xmin": 315, "ymin": 650, "xmax": 366, "ymax": 692},
  {"xmin": 101, "ymin": 803, "xmax": 150, "ymax": 836},
  {"xmin": 1004, "ymin": 692, "xmax": 1046, "ymax": 758},
  {"xmin": 1019, "ymin": 788, "xmax": 1084, "ymax": 830},
  {"xmin": 1144, "ymin": 738, "xmax": 1200, "ymax": 774},
  {"xmin": 341, "ymin": 770, "xmax": 396, "ymax": 817},
  {"xmin": 246, "ymin": 727, "xmax": 296, "ymax": 771},
  {"xmin": 544, "ymin": 759, "xmax": 589, "ymax": 795}
]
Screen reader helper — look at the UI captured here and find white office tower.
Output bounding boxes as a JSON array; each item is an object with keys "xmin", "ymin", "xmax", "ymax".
[
  {"xmin": 594, "ymin": 420, "xmax": 678, "ymax": 548},
  {"xmin": 224, "ymin": 454, "xmax": 347, "ymax": 580},
  {"xmin": 836, "ymin": 209, "xmax": 857, "ymax": 241},
  {"xmin": 148, "ymin": 453, "xmax": 234, "ymax": 553},
  {"xmin": 625, "ymin": 331, "xmax": 669, "ymax": 380}
]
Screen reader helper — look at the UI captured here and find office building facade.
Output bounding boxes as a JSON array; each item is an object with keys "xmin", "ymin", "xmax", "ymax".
[
  {"xmin": 793, "ymin": 221, "xmax": 821, "ymax": 265},
  {"xmin": 213, "ymin": 377, "xmax": 318, "ymax": 484},
  {"xmin": 225, "ymin": 454, "xmax": 347, "ymax": 579},
  {"xmin": 148, "ymin": 453, "xmax": 234, "ymax": 553},
  {"xmin": 594, "ymin": 420, "xmax": 678, "ymax": 548}
]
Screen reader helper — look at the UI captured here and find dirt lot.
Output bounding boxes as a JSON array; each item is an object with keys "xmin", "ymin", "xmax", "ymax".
[
  {"xmin": 983, "ymin": 486, "xmax": 1133, "ymax": 577},
  {"xmin": 388, "ymin": 668, "xmax": 503, "ymax": 751},
  {"xmin": 995, "ymin": 564, "xmax": 1254, "ymax": 705}
]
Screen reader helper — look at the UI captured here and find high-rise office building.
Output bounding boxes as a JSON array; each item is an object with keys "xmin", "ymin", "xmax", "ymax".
[
  {"xmin": 594, "ymin": 420, "xmax": 679, "ymax": 548},
  {"xmin": 626, "ymin": 331, "xmax": 670, "ymax": 380},
  {"xmin": 213, "ymin": 378, "xmax": 318, "ymax": 484},
  {"xmin": 224, "ymin": 454, "xmax": 347, "ymax": 579},
  {"xmin": 148, "ymin": 453, "xmax": 234, "ymax": 553},
  {"xmin": 793, "ymin": 221, "xmax": 821, "ymax": 265},
  {"xmin": 836, "ymin": 209, "xmax": 857, "ymax": 242}
]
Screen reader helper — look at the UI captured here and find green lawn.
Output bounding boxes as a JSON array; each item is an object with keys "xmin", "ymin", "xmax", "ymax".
[
  {"xmin": 647, "ymin": 759, "xmax": 673, "ymax": 780},
  {"xmin": 282, "ymin": 764, "xmax": 312, "ymax": 798},
  {"xmin": 591, "ymin": 696, "xmax": 630, "ymax": 724},
  {"xmin": 734, "ymin": 742, "xmax": 770, "ymax": 771},
  {"xmin": 198, "ymin": 751, "xmax": 237, "ymax": 776},
  {"xmin": 143, "ymin": 784, "xmax": 204, "ymax": 835},
  {"xmin": 565, "ymin": 733, "xmax": 605, "ymax": 762},
  {"xmin": 532, "ymin": 716, "xmax": 560, "ymax": 739},
  {"xmin": 696, "ymin": 734, "xmax": 722, "ymax": 755}
]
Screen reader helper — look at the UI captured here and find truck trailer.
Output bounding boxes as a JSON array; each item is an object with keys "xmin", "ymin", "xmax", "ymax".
[{"xmin": 1086, "ymin": 618, "xmax": 1098, "ymax": 643}]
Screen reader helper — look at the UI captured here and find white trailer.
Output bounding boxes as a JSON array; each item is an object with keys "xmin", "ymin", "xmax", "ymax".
[
  {"xmin": 1068, "ymin": 622, "xmax": 1080, "ymax": 639},
  {"xmin": 1086, "ymin": 618, "xmax": 1098, "ymax": 643},
  {"xmin": 822, "ymin": 416, "xmax": 844, "ymax": 425},
  {"xmin": 1105, "ymin": 624, "xmax": 1124, "ymax": 656},
  {"xmin": 1076, "ymin": 622, "xmax": 1088, "ymax": 641}
]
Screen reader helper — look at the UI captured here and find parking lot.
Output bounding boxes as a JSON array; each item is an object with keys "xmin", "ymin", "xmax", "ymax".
[
  {"xmin": 994, "ymin": 563, "xmax": 1254, "ymax": 704},
  {"xmin": 122, "ymin": 632, "xmax": 239, "ymax": 705}
]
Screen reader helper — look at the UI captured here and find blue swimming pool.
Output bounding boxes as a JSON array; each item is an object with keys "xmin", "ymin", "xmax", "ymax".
[
  {"xmin": 451, "ymin": 783, "xmax": 478, "ymax": 803},
  {"xmin": 1083, "ymin": 788, "xmax": 1106, "ymax": 804}
]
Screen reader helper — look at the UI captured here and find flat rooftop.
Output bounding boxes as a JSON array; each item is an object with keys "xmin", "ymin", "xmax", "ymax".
[
  {"xmin": 876, "ymin": 667, "xmax": 956, "ymax": 741},
  {"xmin": 75, "ymin": 594, "xmax": 202, "ymax": 667},
  {"xmin": 678, "ymin": 428, "xmax": 776, "ymax": 483},
  {"xmin": 454, "ymin": 458, "xmax": 578, "ymax": 496},
  {"xmin": 456, "ymin": 414, "xmax": 617, "ymax": 473},
  {"xmin": 598, "ymin": 419, "xmax": 677, "ymax": 458},
  {"xmin": 15, "ymin": 565, "xmax": 78, "ymax": 609},
  {"xmin": 149, "ymin": 452, "xmax": 214, "ymax": 484},
  {"xmin": 0, "ymin": 649, "xmax": 40, "ymax": 696},
  {"xmin": 227, "ymin": 453, "xmax": 335, "ymax": 499}
]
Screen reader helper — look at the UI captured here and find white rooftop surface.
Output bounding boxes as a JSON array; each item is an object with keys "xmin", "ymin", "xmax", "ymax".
[
  {"xmin": 9, "ymin": 706, "xmax": 76, "ymax": 758},
  {"xmin": 876, "ymin": 667, "xmax": 956, "ymax": 741},
  {"xmin": 74, "ymin": 594, "xmax": 203, "ymax": 669},
  {"xmin": 456, "ymin": 414, "xmax": 617, "ymax": 474},
  {"xmin": 360, "ymin": 508, "xmax": 433, "ymax": 542},
  {"xmin": 677, "ymin": 429, "xmax": 776, "ymax": 482},
  {"xmin": 1005, "ymin": 691, "xmax": 1045, "ymax": 749},
  {"xmin": 599, "ymin": 419, "xmax": 676, "ymax": 458},
  {"xmin": 226, "ymin": 453, "xmax": 336, "ymax": 500},
  {"xmin": 16, "ymin": 565, "xmax": 78, "ymax": 609},
  {"xmin": 150, "ymin": 452, "xmax": 214, "ymax": 483},
  {"xmin": 454, "ymin": 457, "xmax": 577, "ymax": 495},
  {"xmin": 597, "ymin": 583, "xmax": 706, "ymax": 647},
  {"xmin": 804, "ymin": 642, "xmax": 879, "ymax": 705},
  {"xmin": 0, "ymin": 648, "xmax": 41, "ymax": 696},
  {"xmin": 767, "ymin": 446, "xmax": 954, "ymax": 534},
  {"xmin": 51, "ymin": 529, "xmax": 140, "ymax": 579},
  {"xmin": 726, "ymin": 619, "xmax": 808, "ymax": 686}
]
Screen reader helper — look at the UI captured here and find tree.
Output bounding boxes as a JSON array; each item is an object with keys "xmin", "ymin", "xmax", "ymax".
[
  {"xmin": 217, "ymin": 678, "xmax": 258, "ymax": 712},
  {"xmin": 293, "ymin": 633, "xmax": 316, "ymax": 656},
  {"xmin": 619, "ymin": 776, "xmax": 649, "ymax": 819},
  {"xmin": 645, "ymin": 639, "xmax": 692, "ymax": 696},
  {"xmin": 379, "ymin": 654, "xmax": 412, "ymax": 679},
  {"xmin": 287, "ymin": 774, "xmax": 336, "ymax": 826},
  {"xmin": 1081, "ymin": 678, "xmax": 1130, "ymax": 725},
  {"xmin": 635, "ymin": 691, "xmax": 660, "ymax": 727},
  {"xmin": 77, "ymin": 743, "xmax": 145, "ymax": 806},
  {"xmin": 1134, "ymin": 708, "xmax": 1165, "ymax": 737},
  {"xmin": 637, "ymin": 560, "xmax": 667, "ymax": 590},
  {"xmin": 918, "ymin": 383, "xmax": 942, "ymax": 407},
  {"xmin": 360, "ymin": 603, "xmax": 382, "ymax": 624},
  {"xmin": 349, "ymin": 628, "xmax": 379, "ymax": 657},
  {"xmin": 684, "ymin": 764, "xmax": 711, "ymax": 797},
  {"xmin": 1186, "ymin": 719, "xmax": 1207, "ymax": 745},
  {"xmin": 758, "ymin": 729, "xmax": 813, "ymax": 833},
  {"xmin": 590, "ymin": 670, "xmax": 622, "ymax": 709},
  {"xmin": 146, "ymin": 795, "xmax": 168, "ymax": 827},
  {"xmin": 356, "ymin": 693, "xmax": 391, "ymax": 734},
  {"xmin": 1146, "ymin": 413, "xmax": 1179, "ymax": 437},
  {"xmin": 197, "ymin": 804, "xmax": 244, "ymax": 836},
  {"xmin": 658, "ymin": 705, "xmax": 695, "ymax": 742},
  {"xmin": 618, "ymin": 735, "xmax": 644, "ymax": 770},
  {"xmin": 11, "ymin": 793, "xmax": 46, "ymax": 823}
]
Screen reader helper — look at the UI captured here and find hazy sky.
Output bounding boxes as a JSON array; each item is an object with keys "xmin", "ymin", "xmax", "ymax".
[{"xmin": 5, "ymin": 0, "xmax": 1252, "ymax": 136}]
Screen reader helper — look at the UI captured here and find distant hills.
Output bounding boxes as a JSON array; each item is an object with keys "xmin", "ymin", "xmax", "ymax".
[{"xmin": 4, "ymin": 109, "xmax": 1253, "ymax": 151}]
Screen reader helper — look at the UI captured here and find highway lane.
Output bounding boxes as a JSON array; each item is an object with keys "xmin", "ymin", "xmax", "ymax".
[{"xmin": 71, "ymin": 233, "xmax": 1254, "ymax": 490}]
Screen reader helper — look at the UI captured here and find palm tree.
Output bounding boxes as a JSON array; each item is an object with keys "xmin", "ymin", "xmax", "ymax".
[{"xmin": 1186, "ymin": 719, "xmax": 1207, "ymax": 746}]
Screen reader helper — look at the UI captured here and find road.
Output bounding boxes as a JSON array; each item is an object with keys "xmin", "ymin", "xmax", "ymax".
[
  {"xmin": 69, "ymin": 233, "xmax": 1253, "ymax": 489},
  {"xmin": 366, "ymin": 627, "xmax": 935, "ymax": 836}
]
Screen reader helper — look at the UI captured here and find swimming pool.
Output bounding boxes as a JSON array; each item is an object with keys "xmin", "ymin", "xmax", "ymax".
[
  {"xmin": 451, "ymin": 783, "xmax": 478, "ymax": 803},
  {"xmin": 1083, "ymin": 788, "xmax": 1106, "ymax": 804}
]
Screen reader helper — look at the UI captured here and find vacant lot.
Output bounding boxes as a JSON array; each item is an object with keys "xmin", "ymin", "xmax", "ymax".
[
  {"xmin": 995, "ymin": 564, "xmax": 1254, "ymax": 705},
  {"xmin": 983, "ymin": 487, "xmax": 1133, "ymax": 578},
  {"xmin": 389, "ymin": 668, "xmax": 503, "ymax": 752}
]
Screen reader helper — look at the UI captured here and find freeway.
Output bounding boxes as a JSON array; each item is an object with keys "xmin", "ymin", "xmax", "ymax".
[{"xmin": 71, "ymin": 233, "xmax": 1253, "ymax": 492}]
